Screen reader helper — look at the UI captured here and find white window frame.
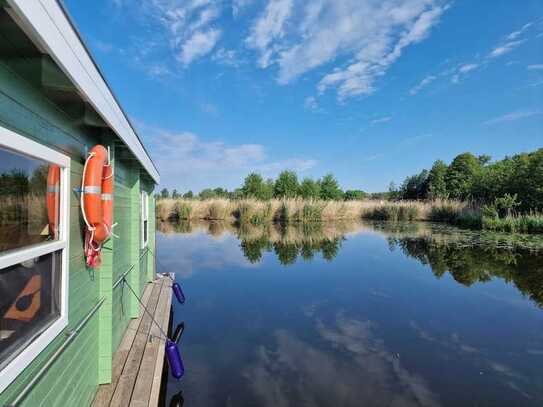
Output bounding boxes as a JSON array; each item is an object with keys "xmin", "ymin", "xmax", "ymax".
[
  {"xmin": 141, "ymin": 190, "xmax": 149, "ymax": 248},
  {"xmin": 0, "ymin": 125, "xmax": 70, "ymax": 393}
]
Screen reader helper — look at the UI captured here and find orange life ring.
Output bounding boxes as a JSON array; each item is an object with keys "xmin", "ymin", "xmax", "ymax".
[
  {"xmin": 46, "ymin": 165, "xmax": 60, "ymax": 239},
  {"xmin": 81, "ymin": 145, "xmax": 114, "ymax": 267}
]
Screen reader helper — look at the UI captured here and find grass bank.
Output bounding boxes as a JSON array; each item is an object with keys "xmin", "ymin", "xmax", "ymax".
[
  {"xmin": 157, "ymin": 198, "xmax": 462, "ymax": 223},
  {"xmin": 156, "ymin": 198, "xmax": 543, "ymax": 233}
]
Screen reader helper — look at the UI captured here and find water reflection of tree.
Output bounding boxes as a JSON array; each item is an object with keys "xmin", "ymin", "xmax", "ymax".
[
  {"xmin": 388, "ymin": 235, "xmax": 543, "ymax": 307},
  {"xmin": 239, "ymin": 222, "xmax": 344, "ymax": 265},
  {"xmin": 158, "ymin": 220, "xmax": 349, "ymax": 265}
]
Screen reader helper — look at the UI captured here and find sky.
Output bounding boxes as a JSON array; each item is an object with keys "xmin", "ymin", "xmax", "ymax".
[{"xmin": 64, "ymin": 0, "xmax": 543, "ymax": 193}]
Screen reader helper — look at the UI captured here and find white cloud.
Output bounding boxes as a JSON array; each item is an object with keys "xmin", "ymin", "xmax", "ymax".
[
  {"xmin": 410, "ymin": 75, "xmax": 437, "ymax": 95},
  {"xmin": 506, "ymin": 22, "xmax": 533, "ymax": 40},
  {"xmin": 451, "ymin": 63, "xmax": 480, "ymax": 83},
  {"xmin": 304, "ymin": 96, "xmax": 318, "ymax": 110},
  {"xmin": 212, "ymin": 48, "xmax": 242, "ymax": 67},
  {"xmin": 487, "ymin": 22, "xmax": 532, "ymax": 59},
  {"xmin": 117, "ymin": 0, "xmax": 223, "ymax": 67},
  {"xmin": 410, "ymin": 20, "xmax": 533, "ymax": 93},
  {"xmin": 458, "ymin": 63, "xmax": 478, "ymax": 73},
  {"xmin": 527, "ymin": 64, "xmax": 543, "ymax": 71},
  {"xmin": 139, "ymin": 122, "xmax": 317, "ymax": 190},
  {"xmin": 488, "ymin": 40, "xmax": 524, "ymax": 58},
  {"xmin": 247, "ymin": 0, "xmax": 448, "ymax": 101},
  {"xmin": 179, "ymin": 29, "xmax": 222, "ymax": 65},
  {"xmin": 232, "ymin": 0, "xmax": 253, "ymax": 18},
  {"xmin": 371, "ymin": 116, "xmax": 392, "ymax": 125},
  {"xmin": 483, "ymin": 110, "xmax": 542, "ymax": 126},
  {"xmin": 246, "ymin": 0, "xmax": 293, "ymax": 68},
  {"xmin": 146, "ymin": 64, "xmax": 171, "ymax": 77}
]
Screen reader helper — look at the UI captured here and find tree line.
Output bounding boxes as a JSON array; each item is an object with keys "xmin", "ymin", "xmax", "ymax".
[
  {"xmin": 393, "ymin": 148, "xmax": 543, "ymax": 212},
  {"xmin": 158, "ymin": 147, "xmax": 543, "ymax": 213},
  {"xmin": 158, "ymin": 171, "xmax": 369, "ymax": 201}
]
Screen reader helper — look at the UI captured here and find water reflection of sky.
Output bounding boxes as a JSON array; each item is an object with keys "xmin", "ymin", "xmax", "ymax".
[{"xmin": 160, "ymin": 223, "xmax": 543, "ymax": 407}]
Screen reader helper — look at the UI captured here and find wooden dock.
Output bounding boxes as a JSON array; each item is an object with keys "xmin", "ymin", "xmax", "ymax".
[{"xmin": 92, "ymin": 274, "xmax": 173, "ymax": 407}]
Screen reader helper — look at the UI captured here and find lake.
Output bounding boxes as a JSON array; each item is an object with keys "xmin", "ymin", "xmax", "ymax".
[{"xmin": 158, "ymin": 220, "xmax": 543, "ymax": 407}]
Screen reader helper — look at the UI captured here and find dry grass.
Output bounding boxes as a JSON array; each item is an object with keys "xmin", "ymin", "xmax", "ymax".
[{"xmin": 156, "ymin": 198, "xmax": 471, "ymax": 223}]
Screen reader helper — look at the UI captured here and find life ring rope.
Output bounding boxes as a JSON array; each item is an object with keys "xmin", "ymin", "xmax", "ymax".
[
  {"xmin": 81, "ymin": 145, "xmax": 115, "ymax": 268},
  {"xmin": 81, "ymin": 151, "xmax": 96, "ymax": 231}
]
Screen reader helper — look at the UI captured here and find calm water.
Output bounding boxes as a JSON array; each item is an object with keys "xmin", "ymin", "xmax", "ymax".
[{"xmin": 160, "ymin": 221, "xmax": 543, "ymax": 407}]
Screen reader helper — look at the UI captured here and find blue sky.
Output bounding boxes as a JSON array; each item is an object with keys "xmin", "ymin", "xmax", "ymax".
[{"xmin": 65, "ymin": 0, "xmax": 543, "ymax": 193}]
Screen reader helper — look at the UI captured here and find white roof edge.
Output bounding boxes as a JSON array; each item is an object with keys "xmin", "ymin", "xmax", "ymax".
[{"xmin": 7, "ymin": 0, "xmax": 160, "ymax": 183}]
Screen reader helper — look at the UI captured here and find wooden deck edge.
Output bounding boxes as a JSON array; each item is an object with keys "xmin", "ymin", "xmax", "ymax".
[
  {"xmin": 148, "ymin": 275, "xmax": 173, "ymax": 406},
  {"xmin": 91, "ymin": 275, "xmax": 173, "ymax": 407}
]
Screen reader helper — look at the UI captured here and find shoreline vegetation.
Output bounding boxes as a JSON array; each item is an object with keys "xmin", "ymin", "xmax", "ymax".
[
  {"xmin": 156, "ymin": 198, "xmax": 543, "ymax": 234},
  {"xmin": 156, "ymin": 148, "xmax": 543, "ymax": 234}
]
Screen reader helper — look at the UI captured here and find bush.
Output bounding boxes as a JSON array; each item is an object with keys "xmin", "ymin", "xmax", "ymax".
[
  {"xmin": 206, "ymin": 201, "xmax": 229, "ymax": 220},
  {"xmin": 454, "ymin": 210, "xmax": 482, "ymax": 229},
  {"xmin": 428, "ymin": 202, "xmax": 461, "ymax": 222},
  {"xmin": 482, "ymin": 213, "xmax": 543, "ymax": 234},
  {"xmin": 299, "ymin": 202, "xmax": 323, "ymax": 222},
  {"xmin": 173, "ymin": 201, "xmax": 192, "ymax": 220}
]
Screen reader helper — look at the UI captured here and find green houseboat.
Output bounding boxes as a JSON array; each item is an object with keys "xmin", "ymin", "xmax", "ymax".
[{"xmin": 0, "ymin": 1, "xmax": 168, "ymax": 406}]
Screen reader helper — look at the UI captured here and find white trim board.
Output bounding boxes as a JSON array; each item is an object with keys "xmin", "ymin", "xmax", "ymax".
[{"xmin": 6, "ymin": 0, "xmax": 160, "ymax": 183}]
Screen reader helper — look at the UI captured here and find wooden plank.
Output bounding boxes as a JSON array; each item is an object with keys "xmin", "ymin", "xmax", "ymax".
[
  {"xmin": 148, "ymin": 276, "xmax": 173, "ymax": 407},
  {"xmin": 90, "ymin": 276, "xmax": 173, "ymax": 407},
  {"xmin": 91, "ymin": 283, "xmax": 153, "ymax": 407},
  {"xmin": 130, "ymin": 277, "xmax": 169, "ymax": 407},
  {"xmin": 107, "ymin": 281, "xmax": 162, "ymax": 407}
]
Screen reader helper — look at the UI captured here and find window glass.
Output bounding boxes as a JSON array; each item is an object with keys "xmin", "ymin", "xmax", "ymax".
[
  {"xmin": 0, "ymin": 250, "xmax": 61, "ymax": 369},
  {"xmin": 0, "ymin": 147, "xmax": 60, "ymax": 253},
  {"xmin": 142, "ymin": 192, "xmax": 148, "ymax": 247}
]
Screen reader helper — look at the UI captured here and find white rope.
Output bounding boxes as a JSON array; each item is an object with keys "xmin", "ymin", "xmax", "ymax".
[
  {"xmin": 102, "ymin": 167, "xmax": 114, "ymax": 180},
  {"xmin": 111, "ymin": 222, "xmax": 120, "ymax": 239},
  {"xmin": 81, "ymin": 152, "xmax": 96, "ymax": 231}
]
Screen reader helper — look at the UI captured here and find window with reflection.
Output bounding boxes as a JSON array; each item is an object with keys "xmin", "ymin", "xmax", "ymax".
[
  {"xmin": 0, "ymin": 135, "xmax": 68, "ymax": 391},
  {"xmin": 0, "ymin": 251, "xmax": 61, "ymax": 369},
  {"xmin": 0, "ymin": 147, "xmax": 60, "ymax": 253}
]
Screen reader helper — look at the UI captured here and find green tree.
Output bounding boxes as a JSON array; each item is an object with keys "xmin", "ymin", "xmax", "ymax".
[
  {"xmin": 344, "ymin": 190, "xmax": 367, "ymax": 200},
  {"xmin": 319, "ymin": 173, "xmax": 343, "ymax": 200},
  {"xmin": 242, "ymin": 173, "xmax": 265, "ymax": 199},
  {"xmin": 172, "ymin": 189, "xmax": 180, "ymax": 199},
  {"xmin": 478, "ymin": 154, "xmax": 492, "ymax": 166},
  {"xmin": 445, "ymin": 153, "xmax": 481, "ymax": 200},
  {"xmin": 230, "ymin": 188, "xmax": 244, "ymax": 200},
  {"xmin": 299, "ymin": 178, "xmax": 321, "ymax": 199},
  {"xmin": 160, "ymin": 188, "xmax": 170, "ymax": 199},
  {"xmin": 388, "ymin": 182, "xmax": 399, "ymax": 201},
  {"xmin": 400, "ymin": 170, "xmax": 429, "ymax": 200},
  {"xmin": 262, "ymin": 179, "xmax": 274, "ymax": 200},
  {"xmin": 183, "ymin": 190, "xmax": 194, "ymax": 199},
  {"xmin": 213, "ymin": 187, "xmax": 228, "ymax": 198},
  {"xmin": 199, "ymin": 188, "xmax": 216, "ymax": 200},
  {"xmin": 427, "ymin": 160, "xmax": 448, "ymax": 199},
  {"xmin": 274, "ymin": 170, "xmax": 299, "ymax": 198}
]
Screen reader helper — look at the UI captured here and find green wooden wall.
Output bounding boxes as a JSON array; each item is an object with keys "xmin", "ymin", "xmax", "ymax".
[{"xmin": 0, "ymin": 48, "xmax": 156, "ymax": 406}]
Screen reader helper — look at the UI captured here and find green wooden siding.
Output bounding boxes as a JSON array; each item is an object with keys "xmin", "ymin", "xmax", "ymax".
[
  {"xmin": 111, "ymin": 158, "xmax": 134, "ymax": 352},
  {"xmin": 0, "ymin": 45, "xmax": 156, "ymax": 406}
]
